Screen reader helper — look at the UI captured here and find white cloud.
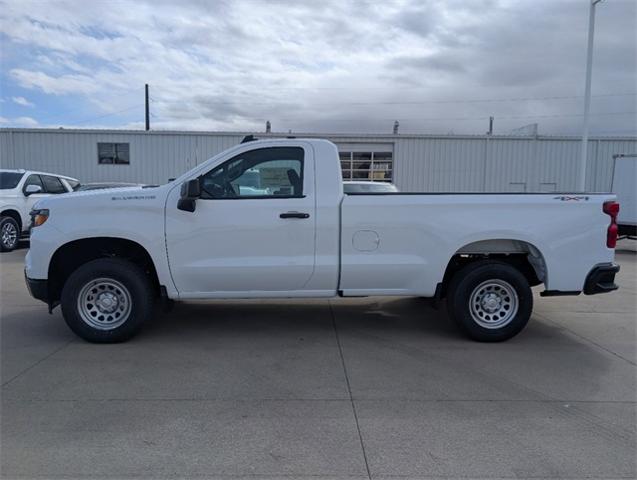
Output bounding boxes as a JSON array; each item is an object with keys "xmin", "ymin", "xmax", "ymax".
[
  {"xmin": 0, "ymin": 0, "xmax": 635, "ymax": 134},
  {"xmin": 10, "ymin": 69, "xmax": 99, "ymax": 95},
  {"xmin": 11, "ymin": 116, "xmax": 39, "ymax": 127},
  {"xmin": 11, "ymin": 96, "xmax": 34, "ymax": 107}
]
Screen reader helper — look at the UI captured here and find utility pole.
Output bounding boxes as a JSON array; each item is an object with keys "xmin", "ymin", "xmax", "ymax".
[
  {"xmin": 145, "ymin": 83, "xmax": 150, "ymax": 131},
  {"xmin": 579, "ymin": 0, "xmax": 604, "ymax": 191},
  {"xmin": 487, "ymin": 116, "xmax": 494, "ymax": 135}
]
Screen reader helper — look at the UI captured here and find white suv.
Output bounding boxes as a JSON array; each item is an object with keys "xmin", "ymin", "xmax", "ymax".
[{"xmin": 1, "ymin": 169, "xmax": 79, "ymax": 252}]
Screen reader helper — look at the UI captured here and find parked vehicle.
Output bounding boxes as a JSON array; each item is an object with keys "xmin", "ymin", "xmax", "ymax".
[
  {"xmin": 0, "ymin": 169, "xmax": 78, "ymax": 252},
  {"xmin": 344, "ymin": 181, "xmax": 399, "ymax": 194},
  {"xmin": 611, "ymin": 154, "xmax": 636, "ymax": 238},
  {"xmin": 75, "ymin": 182, "xmax": 143, "ymax": 191},
  {"xmin": 25, "ymin": 139, "xmax": 620, "ymax": 343}
]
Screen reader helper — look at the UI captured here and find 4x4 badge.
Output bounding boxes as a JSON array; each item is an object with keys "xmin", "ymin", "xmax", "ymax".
[{"xmin": 554, "ymin": 196, "xmax": 590, "ymax": 201}]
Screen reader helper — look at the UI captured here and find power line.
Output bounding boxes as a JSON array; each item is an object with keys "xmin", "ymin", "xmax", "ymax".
[
  {"xmin": 64, "ymin": 104, "xmax": 143, "ymax": 126},
  {"xmin": 35, "ymin": 86, "xmax": 147, "ymax": 123},
  {"xmin": 267, "ymin": 111, "xmax": 637, "ymax": 123},
  {"xmin": 326, "ymin": 93, "xmax": 637, "ymax": 106},
  {"xmin": 37, "ymin": 99, "xmax": 635, "ymax": 129},
  {"xmin": 150, "ymin": 92, "xmax": 637, "ymax": 108}
]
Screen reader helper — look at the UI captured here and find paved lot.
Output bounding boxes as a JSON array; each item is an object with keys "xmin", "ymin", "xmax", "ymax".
[{"xmin": 1, "ymin": 242, "xmax": 635, "ymax": 479}]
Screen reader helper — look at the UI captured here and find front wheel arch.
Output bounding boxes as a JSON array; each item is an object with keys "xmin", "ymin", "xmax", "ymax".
[
  {"xmin": 0, "ymin": 216, "xmax": 21, "ymax": 252},
  {"xmin": 48, "ymin": 237, "xmax": 161, "ymax": 307},
  {"xmin": 1, "ymin": 209, "xmax": 23, "ymax": 232}
]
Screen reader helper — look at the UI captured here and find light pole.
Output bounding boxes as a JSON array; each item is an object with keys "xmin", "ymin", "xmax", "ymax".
[{"xmin": 578, "ymin": 0, "xmax": 604, "ymax": 191}]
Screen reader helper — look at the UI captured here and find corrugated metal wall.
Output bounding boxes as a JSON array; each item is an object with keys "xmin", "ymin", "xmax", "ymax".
[
  {"xmin": 1, "ymin": 128, "xmax": 635, "ymax": 192},
  {"xmin": 0, "ymin": 129, "xmax": 245, "ymax": 184}
]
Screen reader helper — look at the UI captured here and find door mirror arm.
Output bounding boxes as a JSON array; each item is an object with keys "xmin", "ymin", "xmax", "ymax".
[{"xmin": 177, "ymin": 179, "xmax": 201, "ymax": 212}]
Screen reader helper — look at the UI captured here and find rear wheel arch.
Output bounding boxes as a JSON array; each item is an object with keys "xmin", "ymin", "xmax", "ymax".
[
  {"xmin": 439, "ymin": 238, "xmax": 547, "ymax": 298},
  {"xmin": 48, "ymin": 237, "xmax": 161, "ymax": 306}
]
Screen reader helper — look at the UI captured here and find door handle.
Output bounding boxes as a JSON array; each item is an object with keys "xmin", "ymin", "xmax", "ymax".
[{"xmin": 280, "ymin": 212, "xmax": 310, "ymax": 219}]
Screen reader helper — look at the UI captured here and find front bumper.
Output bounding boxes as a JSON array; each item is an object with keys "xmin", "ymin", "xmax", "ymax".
[
  {"xmin": 24, "ymin": 270, "xmax": 49, "ymax": 304},
  {"xmin": 583, "ymin": 263, "xmax": 620, "ymax": 295}
]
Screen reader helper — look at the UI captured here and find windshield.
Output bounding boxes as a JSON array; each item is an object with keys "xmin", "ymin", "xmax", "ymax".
[{"xmin": 0, "ymin": 172, "xmax": 25, "ymax": 190}]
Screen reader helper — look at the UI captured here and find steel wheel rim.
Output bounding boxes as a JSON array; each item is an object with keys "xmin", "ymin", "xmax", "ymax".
[
  {"xmin": 469, "ymin": 279, "xmax": 519, "ymax": 329},
  {"xmin": 1, "ymin": 222, "xmax": 17, "ymax": 248},
  {"xmin": 77, "ymin": 278, "xmax": 132, "ymax": 330}
]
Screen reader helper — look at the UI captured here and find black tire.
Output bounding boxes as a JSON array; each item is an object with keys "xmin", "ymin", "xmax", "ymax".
[
  {"xmin": 61, "ymin": 258, "xmax": 155, "ymax": 343},
  {"xmin": 446, "ymin": 260, "xmax": 533, "ymax": 342},
  {"xmin": 0, "ymin": 216, "xmax": 20, "ymax": 252}
]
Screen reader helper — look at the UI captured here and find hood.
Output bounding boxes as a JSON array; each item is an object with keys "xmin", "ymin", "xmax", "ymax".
[{"xmin": 32, "ymin": 185, "xmax": 162, "ymax": 211}]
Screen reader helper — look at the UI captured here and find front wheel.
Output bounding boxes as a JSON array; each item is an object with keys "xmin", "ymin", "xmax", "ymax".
[
  {"xmin": 0, "ymin": 217, "xmax": 20, "ymax": 252},
  {"xmin": 446, "ymin": 260, "xmax": 533, "ymax": 342},
  {"xmin": 61, "ymin": 258, "xmax": 155, "ymax": 343}
]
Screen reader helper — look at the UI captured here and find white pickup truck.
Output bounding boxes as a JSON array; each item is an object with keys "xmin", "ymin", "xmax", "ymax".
[{"xmin": 25, "ymin": 138, "xmax": 620, "ymax": 343}]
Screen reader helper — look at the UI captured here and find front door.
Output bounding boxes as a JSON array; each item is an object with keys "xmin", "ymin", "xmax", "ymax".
[{"xmin": 165, "ymin": 145, "xmax": 316, "ymax": 296}]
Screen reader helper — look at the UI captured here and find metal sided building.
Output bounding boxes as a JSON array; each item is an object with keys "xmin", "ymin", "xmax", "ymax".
[{"xmin": 1, "ymin": 128, "xmax": 636, "ymax": 192}]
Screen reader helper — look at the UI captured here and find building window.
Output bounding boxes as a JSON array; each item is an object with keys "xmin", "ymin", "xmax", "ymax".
[
  {"xmin": 98, "ymin": 143, "xmax": 130, "ymax": 165},
  {"xmin": 339, "ymin": 151, "xmax": 393, "ymax": 181}
]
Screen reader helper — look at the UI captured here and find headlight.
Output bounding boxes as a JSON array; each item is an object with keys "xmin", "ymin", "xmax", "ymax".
[{"xmin": 30, "ymin": 209, "xmax": 49, "ymax": 227}]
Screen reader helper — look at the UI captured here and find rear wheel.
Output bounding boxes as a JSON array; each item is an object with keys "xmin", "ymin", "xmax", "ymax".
[
  {"xmin": 61, "ymin": 258, "xmax": 154, "ymax": 343},
  {"xmin": 0, "ymin": 217, "xmax": 20, "ymax": 252},
  {"xmin": 446, "ymin": 260, "xmax": 533, "ymax": 342}
]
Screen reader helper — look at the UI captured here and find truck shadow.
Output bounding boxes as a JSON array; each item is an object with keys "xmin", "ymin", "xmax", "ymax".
[
  {"xmin": 142, "ymin": 296, "xmax": 456, "ymax": 341},
  {"xmin": 144, "ymin": 296, "xmax": 557, "ymax": 345}
]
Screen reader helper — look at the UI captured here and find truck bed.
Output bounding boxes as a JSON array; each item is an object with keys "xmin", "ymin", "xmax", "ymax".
[{"xmin": 339, "ymin": 192, "xmax": 615, "ymax": 296}]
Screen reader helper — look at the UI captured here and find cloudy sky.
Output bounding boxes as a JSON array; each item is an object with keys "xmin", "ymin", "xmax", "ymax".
[{"xmin": 0, "ymin": 0, "xmax": 635, "ymax": 135}]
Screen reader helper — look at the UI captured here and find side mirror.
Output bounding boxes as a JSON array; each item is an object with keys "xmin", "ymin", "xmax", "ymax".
[
  {"xmin": 177, "ymin": 179, "xmax": 201, "ymax": 212},
  {"xmin": 24, "ymin": 184, "xmax": 42, "ymax": 196},
  {"xmin": 181, "ymin": 179, "xmax": 201, "ymax": 199}
]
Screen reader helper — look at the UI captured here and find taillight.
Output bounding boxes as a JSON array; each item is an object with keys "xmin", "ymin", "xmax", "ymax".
[{"xmin": 603, "ymin": 201, "xmax": 620, "ymax": 248}]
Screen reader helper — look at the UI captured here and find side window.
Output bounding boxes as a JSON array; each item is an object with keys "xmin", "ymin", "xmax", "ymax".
[
  {"xmin": 200, "ymin": 147, "xmax": 304, "ymax": 199},
  {"xmin": 22, "ymin": 174, "xmax": 43, "ymax": 194},
  {"xmin": 41, "ymin": 175, "xmax": 67, "ymax": 194}
]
